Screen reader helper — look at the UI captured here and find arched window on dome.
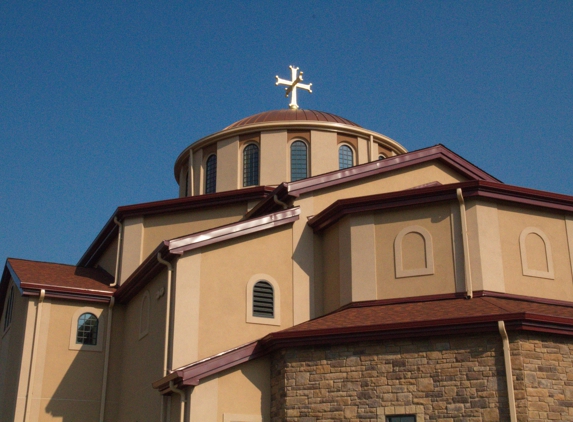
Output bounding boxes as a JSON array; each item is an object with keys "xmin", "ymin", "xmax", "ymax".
[
  {"xmin": 205, "ymin": 154, "xmax": 217, "ymax": 194},
  {"xmin": 339, "ymin": 144, "xmax": 354, "ymax": 170},
  {"xmin": 290, "ymin": 140, "xmax": 308, "ymax": 181},
  {"xmin": 243, "ymin": 144, "xmax": 259, "ymax": 187}
]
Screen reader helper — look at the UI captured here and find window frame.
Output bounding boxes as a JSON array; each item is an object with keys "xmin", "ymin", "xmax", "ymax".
[
  {"xmin": 338, "ymin": 144, "xmax": 355, "ymax": 169},
  {"xmin": 69, "ymin": 306, "xmax": 104, "ymax": 352},
  {"xmin": 289, "ymin": 139, "xmax": 309, "ymax": 182},
  {"xmin": 204, "ymin": 154, "xmax": 217, "ymax": 194},
  {"xmin": 246, "ymin": 274, "xmax": 280, "ymax": 326},
  {"xmin": 242, "ymin": 143, "xmax": 260, "ymax": 187}
]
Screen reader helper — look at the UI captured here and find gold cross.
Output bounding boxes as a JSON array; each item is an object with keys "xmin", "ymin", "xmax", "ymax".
[{"xmin": 275, "ymin": 66, "xmax": 312, "ymax": 110}]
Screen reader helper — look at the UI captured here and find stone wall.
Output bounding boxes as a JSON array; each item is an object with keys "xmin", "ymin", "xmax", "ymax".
[
  {"xmin": 271, "ymin": 334, "xmax": 510, "ymax": 421},
  {"xmin": 511, "ymin": 333, "xmax": 573, "ymax": 422}
]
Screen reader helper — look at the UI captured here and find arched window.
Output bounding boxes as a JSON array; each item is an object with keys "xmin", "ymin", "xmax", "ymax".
[
  {"xmin": 243, "ymin": 144, "xmax": 260, "ymax": 187},
  {"xmin": 378, "ymin": 154, "xmax": 386, "ymax": 160},
  {"xmin": 339, "ymin": 145, "xmax": 354, "ymax": 169},
  {"xmin": 290, "ymin": 141, "xmax": 308, "ymax": 181},
  {"xmin": 205, "ymin": 154, "xmax": 217, "ymax": 194},
  {"xmin": 3, "ymin": 286, "xmax": 14, "ymax": 332},
  {"xmin": 76, "ymin": 313, "xmax": 98, "ymax": 345}
]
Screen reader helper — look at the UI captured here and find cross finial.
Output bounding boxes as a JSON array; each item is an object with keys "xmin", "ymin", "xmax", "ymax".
[{"xmin": 275, "ymin": 66, "xmax": 312, "ymax": 110}]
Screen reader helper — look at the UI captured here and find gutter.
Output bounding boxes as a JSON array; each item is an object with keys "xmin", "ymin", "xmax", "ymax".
[
  {"xmin": 111, "ymin": 217, "xmax": 123, "ymax": 287},
  {"xmin": 456, "ymin": 188, "xmax": 473, "ymax": 298}
]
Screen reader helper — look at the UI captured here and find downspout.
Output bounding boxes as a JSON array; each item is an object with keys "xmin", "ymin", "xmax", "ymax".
[
  {"xmin": 456, "ymin": 188, "xmax": 473, "ymax": 298},
  {"xmin": 168, "ymin": 381, "xmax": 187, "ymax": 422},
  {"xmin": 99, "ymin": 297, "xmax": 115, "ymax": 422},
  {"xmin": 111, "ymin": 217, "xmax": 123, "ymax": 287},
  {"xmin": 24, "ymin": 289, "xmax": 45, "ymax": 422},
  {"xmin": 273, "ymin": 195, "xmax": 288, "ymax": 210},
  {"xmin": 498, "ymin": 321, "xmax": 517, "ymax": 422},
  {"xmin": 157, "ymin": 253, "xmax": 173, "ymax": 376},
  {"xmin": 157, "ymin": 253, "xmax": 174, "ymax": 422}
]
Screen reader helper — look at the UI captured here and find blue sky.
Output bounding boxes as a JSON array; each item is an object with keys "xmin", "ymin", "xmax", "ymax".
[{"xmin": 1, "ymin": 1, "xmax": 572, "ymax": 265}]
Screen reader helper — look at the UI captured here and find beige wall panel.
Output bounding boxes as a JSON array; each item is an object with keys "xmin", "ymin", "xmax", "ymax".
[
  {"xmin": 350, "ymin": 214, "xmax": 378, "ymax": 302},
  {"xmin": 217, "ymin": 357, "xmax": 271, "ymax": 422},
  {"xmin": 465, "ymin": 201, "xmax": 505, "ymax": 292},
  {"xmin": 0, "ymin": 284, "xmax": 29, "ymax": 422},
  {"xmin": 141, "ymin": 203, "xmax": 247, "ymax": 258},
  {"xmin": 190, "ymin": 377, "xmax": 219, "ymax": 422},
  {"xmin": 172, "ymin": 252, "xmax": 201, "ymax": 369},
  {"xmin": 192, "ymin": 148, "xmax": 203, "ymax": 196},
  {"xmin": 310, "ymin": 130, "xmax": 337, "ymax": 176},
  {"xmin": 313, "ymin": 235, "xmax": 324, "ymax": 318},
  {"xmin": 217, "ymin": 136, "xmax": 239, "ymax": 192},
  {"xmin": 374, "ymin": 203, "xmax": 456, "ymax": 299},
  {"xmin": 198, "ymin": 227, "xmax": 293, "ymax": 359},
  {"xmin": 322, "ymin": 225, "xmax": 341, "ymax": 314},
  {"xmin": 120, "ymin": 216, "xmax": 144, "ymax": 284},
  {"xmin": 102, "ymin": 305, "xmax": 125, "ymax": 422},
  {"xmin": 339, "ymin": 217, "xmax": 352, "ymax": 306},
  {"xmin": 178, "ymin": 165, "xmax": 187, "ymax": 198},
  {"xmin": 96, "ymin": 236, "xmax": 118, "ymax": 276},
  {"xmin": 260, "ymin": 130, "xmax": 287, "ymax": 186},
  {"xmin": 39, "ymin": 300, "xmax": 104, "ymax": 421},
  {"xmin": 357, "ymin": 136, "xmax": 369, "ymax": 165},
  {"xmin": 116, "ymin": 272, "xmax": 166, "ymax": 422},
  {"xmin": 566, "ymin": 216, "xmax": 573, "ymax": 279},
  {"xmin": 312, "ymin": 162, "xmax": 468, "ymax": 216},
  {"xmin": 497, "ymin": 204, "xmax": 573, "ymax": 301},
  {"xmin": 291, "ymin": 196, "xmax": 314, "ymax": 324}
]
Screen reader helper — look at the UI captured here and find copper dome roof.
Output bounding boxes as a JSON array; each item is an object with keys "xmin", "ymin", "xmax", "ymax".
[{"xmin": 225, "ymin": 109, "xmax": 361, "ymax": 130}]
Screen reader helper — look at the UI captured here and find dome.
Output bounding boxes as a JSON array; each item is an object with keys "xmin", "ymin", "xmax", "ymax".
[{"xmin": 225, "ymin": 109, "xmax": 361, "ymax": 130}]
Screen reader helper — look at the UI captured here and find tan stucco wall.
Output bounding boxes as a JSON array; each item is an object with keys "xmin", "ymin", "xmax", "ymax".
[
  {"xmin": 96, "ymin": 236, "xmax": 118, "ymax": 276},
  {"xmin": 195, "ymin": 226, "xmax": 293, "ymax": 359},
  {"xmin": 322, "ymin": 224, "xmax": 341, "ymax": 314},
  {"xmin": 260, "ymin": 130, "xmax": 287, "ymax": 186},
  {"xmin": 115, "ymin": 272, "xmax": 166, "ymax": 422},
  {"xmin": 0, "ymin": 282, "xmax": 29, "ymax": 422},
  {"xmin": 120, "ymin": 216, "xmax": 144, "ymax": 284},
  {"xmin": 374, "ymin": 203, "xmax": 457, "ymax": 299},
  {"xmin": 217, "ymin": 136, "xmax": 239, "ymax": 192},
  {"xmin": 141, "ymin": 203, "xmax": 248, "ymax": 258},
  {"xmin": 310, "ymin": 130, "xmax": 337, "ymax": 176},
  {"xmin": 497, "ymin": 204, "xmax": 573, "ymax": 301},
  {"xmin": 311, "ymin": 161, "xmax": 468, "ymax": 216}
]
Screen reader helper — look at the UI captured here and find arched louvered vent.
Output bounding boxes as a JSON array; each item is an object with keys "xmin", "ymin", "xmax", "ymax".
[{"xmin": 253, "ymin": 281, "xmax": 274, "ymax": 318}]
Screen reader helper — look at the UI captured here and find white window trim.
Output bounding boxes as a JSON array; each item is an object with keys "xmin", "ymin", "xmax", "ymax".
[
  {"xmin": 246, "ymin": 274, "xmax": 281, "ymax": 326},
  {"xmin": 520, "ymin": 227, "xmax": 555, "ymax": 279},
  {"xmin": 69, "ymin": 306, "xmax": 104, "ymax": 352},
  {"xmin": 338, "ymin": 143, "xmax": 355, "ymax": 168},
  {"xmin": 394, "ymin": 225, "xmax": 435, "ymax": 278},
  {"xmin": 242, "ymin": 142, "xmax": 260, "ymax": 187}
]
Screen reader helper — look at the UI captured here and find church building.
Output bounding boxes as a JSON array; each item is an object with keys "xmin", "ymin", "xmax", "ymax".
[{"xmin": 2, "ymin": 67, "xmax": 573, "ymax": 422}]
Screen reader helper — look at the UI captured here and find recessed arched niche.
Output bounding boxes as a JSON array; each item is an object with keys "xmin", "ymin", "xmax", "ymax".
[
  {"xmin": 394, "ymin": 225, "xmax": 435, "ymax": 278},
  {"xmin": 519, "ymin": 227, "xmax": 554, "ymax": 280}
]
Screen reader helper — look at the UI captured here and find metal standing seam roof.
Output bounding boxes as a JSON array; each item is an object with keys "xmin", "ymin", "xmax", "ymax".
[{"xmin": 224, "ymin": 109, "xmax": 362, "ymax": 130}]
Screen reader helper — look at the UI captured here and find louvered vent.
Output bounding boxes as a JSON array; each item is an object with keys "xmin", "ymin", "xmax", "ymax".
[{"xmin": 253, "ymin": 281, "xmax": 274, "ymax": 318}]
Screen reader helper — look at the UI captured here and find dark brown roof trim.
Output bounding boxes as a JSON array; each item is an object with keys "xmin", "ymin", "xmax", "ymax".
[
  {"xmin": 309, "ymin": 180, "xmax": 573, "ymax": 233},
  {"xmin": 245, "ymin": 145, "xmax": 500, "ymax": 220},
  {"xmin": 115, "ymin": 208, "xmax": 300, "ymax": 304},
  {"xmin": 152, "ymin": 341, "xmax": 265, "ymax": 394},
  {"xmin": 152, "ymin": 291, "xmax": 573, "ymax": 393},
  {"xmin": 166, "ymin": 208, "xmax": 300, "ymax": 255},
  {"xmin": 78, "ymin": 186, "xmax": 274, "ymax": 268}
]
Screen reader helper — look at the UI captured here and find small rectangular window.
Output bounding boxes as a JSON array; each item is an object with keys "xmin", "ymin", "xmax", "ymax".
[{"xmin": 386, "ymin": 416, "xmax": 416, "ymax": 422}]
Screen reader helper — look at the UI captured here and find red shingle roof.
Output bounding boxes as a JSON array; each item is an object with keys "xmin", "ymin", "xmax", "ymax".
[{"xmin": 7, "ymin": 258, "xmax": 115, "ymax": 295}]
